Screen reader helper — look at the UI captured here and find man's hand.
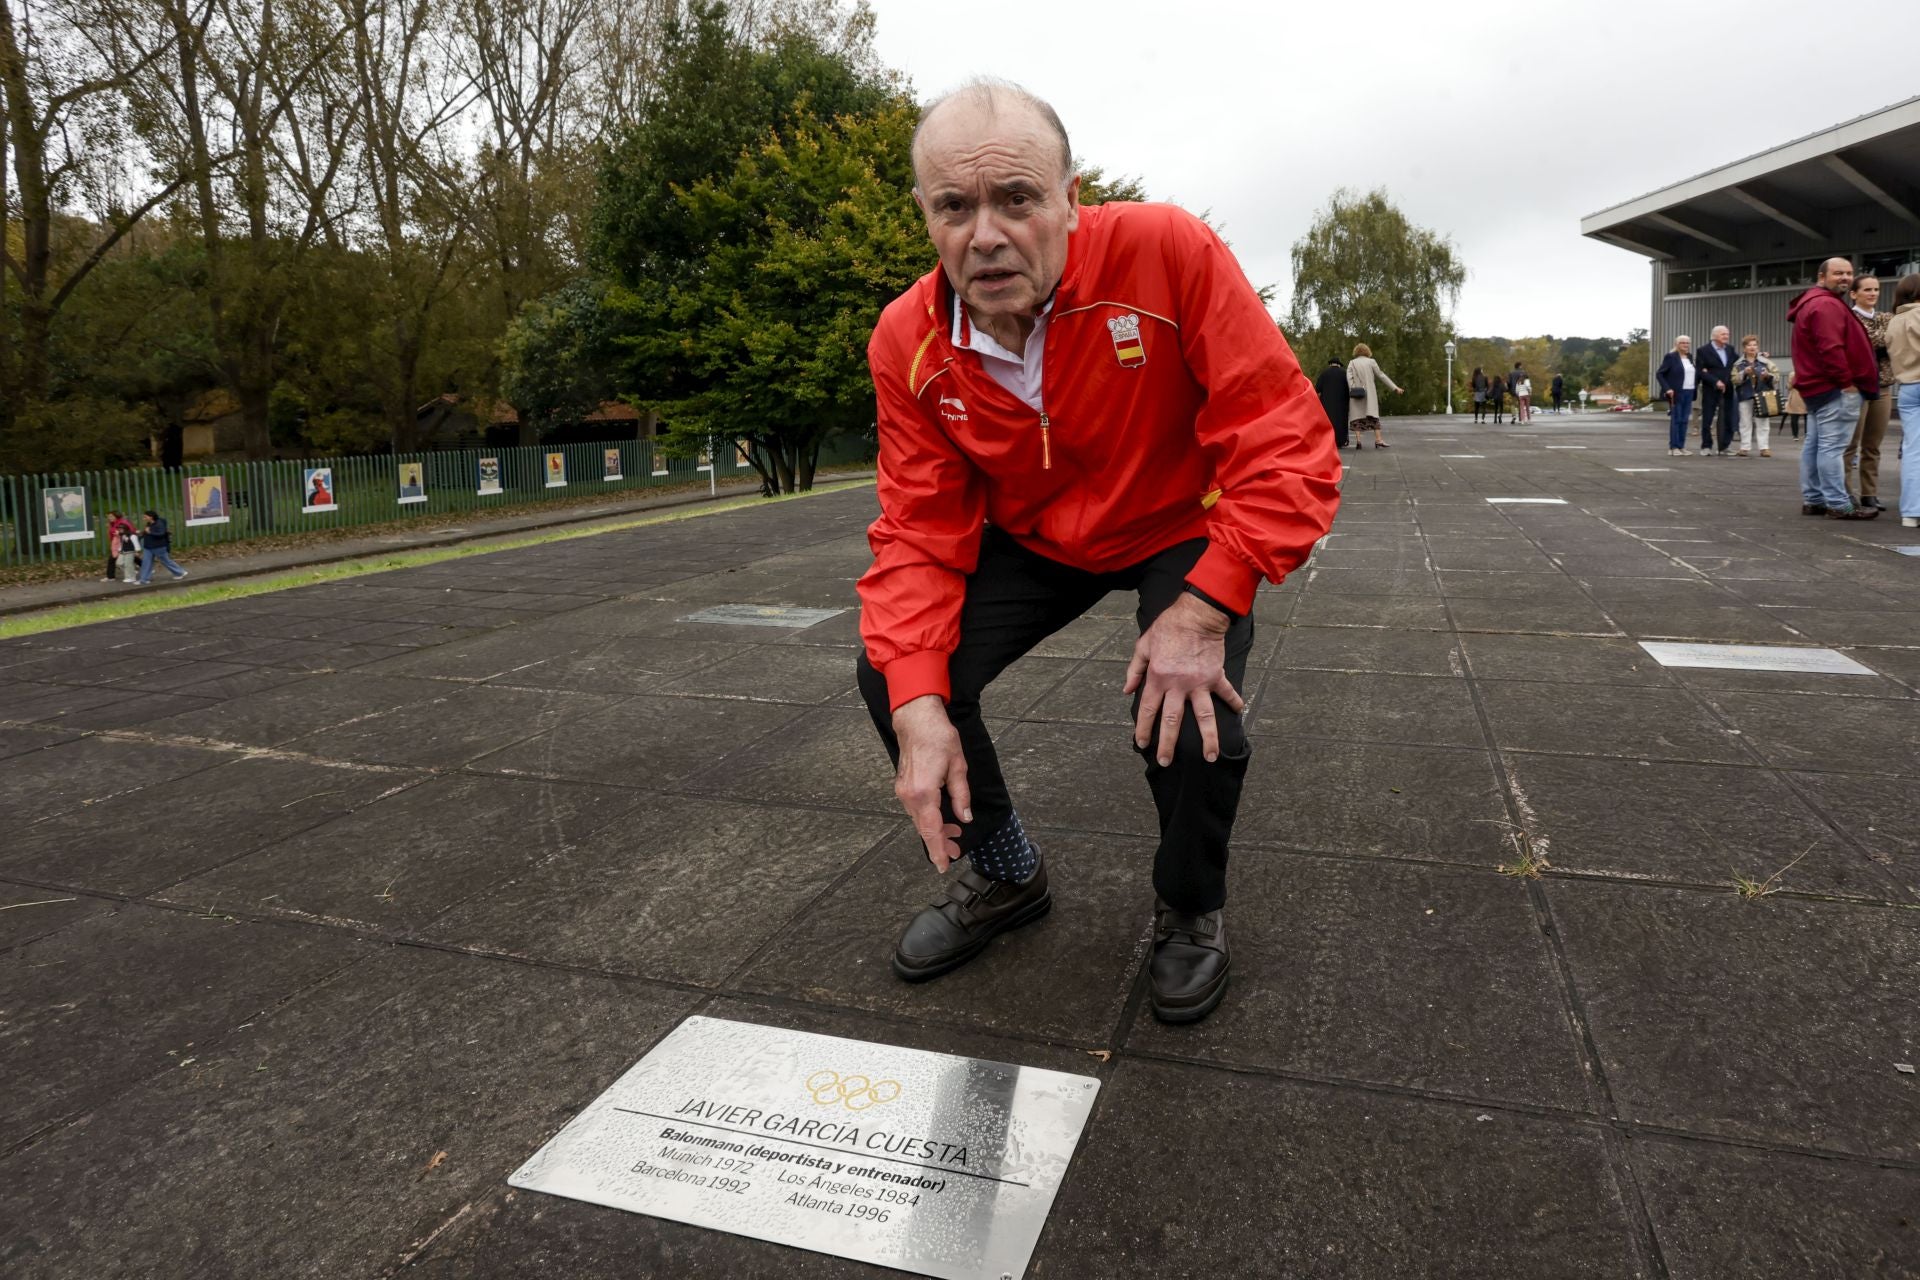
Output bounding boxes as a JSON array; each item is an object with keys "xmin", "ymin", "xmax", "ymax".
[
  {"xmin": 1666, "ymin": 389, "xmax": 1675, "ymax": 401},
  {"xmin": 891, "ymin": 695, "xmax": 971, "ymax": 872},
  {"xmin": 1124, "ymin": 592, "xmax": 1246, "ymax": 767},
  {"xmin": 1717, "ymin": 380, "xmax": 1727, "ymax": 392}
]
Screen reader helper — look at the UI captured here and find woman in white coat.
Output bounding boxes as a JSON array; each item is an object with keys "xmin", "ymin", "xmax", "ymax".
[{"xmin": 1346, "ymin": 343, "xmax": 1403, "ymax": 448}]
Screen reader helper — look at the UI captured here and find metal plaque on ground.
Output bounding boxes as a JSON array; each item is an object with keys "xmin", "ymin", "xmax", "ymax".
[
  {"xmin": 511, "ymin": 1016, "xmax": 1101, "ymax": 1279},
  {"xmin": 1638, "ymin": 641, "xmax": 1875, "ymax": 675},
  {"xmin": 680, "ymin": 604, "xmax": 846, "ymax": 628}
]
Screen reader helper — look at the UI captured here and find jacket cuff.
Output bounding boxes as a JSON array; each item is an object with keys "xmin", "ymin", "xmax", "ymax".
[
  {"xmin": 879, "ymin": 649, "xmax": 952, "ymax": 712},
  {"xmin": 1185, "ymin": 542, "xmax": 1262, "ymax": 616}
]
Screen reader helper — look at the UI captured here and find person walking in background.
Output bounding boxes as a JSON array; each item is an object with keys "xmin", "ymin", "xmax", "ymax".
[
  {"xmin": 1695, "ymin": 325, "xmax": 1739, "ymax": 455},
  {"xmin": 1844, "ymin": 275, "xmax": 1893, "ymax": 511},
  {"xmin": 1488, "ymin": 373, "xmax": 1507, "ymax": 424},
  {"xmin": 1470, "ymin": 367, "xmax": 1489, "ymax": 423},
  {"xmin": 1789, "ymin": 257, "xmax": 1879, "ymax": 519},
  {"xmin": 1551, "ymin": 372, "xmax": 1566, "ymax": 414},
  {"xmin": 1346, "ymin": 344, "xmax": 1402, "ymax": 448},
  {"xmin": 1885, "ymin": 274, "xmax": 1920, "ymax": 528},
  {"xmin": 1656, "ymin": 334, "xmax": 1696, "ymax": 456},
  {"xmin": 1732, "ymin": 336, "xmax": 1776, "ymax": 457},
  {"xmin": 1315, "ymin": 356, "xmax": 1352, "ymax": 450},
  {"xmin": 103, "ymin": 510, "xmax": 136, "ymax": 583},
  {"xmin": 1509, "ymin": 363, "xmax": 1529, "ymax": 422},
  {"xmin": 1783, "ymin": 367, "xmax": 1807, "ymax": 438},
  {"xmin": 1514, "ymin": 372, "xmax": 1533, "ymax": 423},
  {"xmin": 136, "ymin": 510, "xmax": 190, "ymax": 584}
]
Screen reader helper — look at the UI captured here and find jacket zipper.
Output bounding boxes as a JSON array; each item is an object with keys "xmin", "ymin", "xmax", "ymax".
[{"xmin": 1039, "ymin": 412, "xmax": 1052, "ymax": 469}]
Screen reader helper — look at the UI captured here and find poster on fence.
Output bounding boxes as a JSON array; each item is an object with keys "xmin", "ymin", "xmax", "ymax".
[
  {"xmin": 398, "ymin": 461, "xmax": 427, "ymax": 505},
  {"xmin": 477, "ymin": 457, "xmax": 503, "ymax": 496},
  {"xmin": 696, "ymin": 442, "xmax": 713, "ymax": 472},
  {"xmin": 735, "ymin": 439, "xmax": 753, "ymax": 469},
  {"xmin": 546, "ymin": 451, "xmax": 567, "ymax": 488},
  {"xmin": 38, "ymin": 485, "xmax": 93, "ymax": 543},
  {"xmin": 303, "ymin": 467, "xmax": 338, "ymax": 514},
  {"xmin": 184, "ymin": 475, "xmax": 231, "ymax": 526},
  {"xmin": 603, "ymin": 448, "xmax": 623, "ymax": 481}
]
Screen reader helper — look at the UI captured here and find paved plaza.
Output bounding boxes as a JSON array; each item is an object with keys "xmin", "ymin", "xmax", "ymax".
[{"xmin": 3, "ymin": 412, "xmax": 1917, "ymax": 1278}]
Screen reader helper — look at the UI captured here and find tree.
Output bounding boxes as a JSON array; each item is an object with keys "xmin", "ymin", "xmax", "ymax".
[
  {"xmin": 1601, "ymin": 335, "xmax": 1652, "ymax": 405},
  {"xmin": 0, "ymin": 0, "xmax": 189, "ymax": 429},
  {"xmin": 614, "ymin": 98, "xmax": 923, "ymax": 492},
  {"xmin": 1286, "ymin": 188, "xmax": 1464, "ymax": 411}
]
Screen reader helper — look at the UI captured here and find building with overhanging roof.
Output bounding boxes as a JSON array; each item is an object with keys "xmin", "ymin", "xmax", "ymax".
[{"xmin": 1582, "ymin": 95, "xmax": 1920, "ymax": 379}]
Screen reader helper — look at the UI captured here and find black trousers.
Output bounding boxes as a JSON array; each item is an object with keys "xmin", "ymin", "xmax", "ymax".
[
  {"xmin": 1698, "ymin": 382, "xmax": 1736, "ymax": 450},
  {"xmin": 857, "ymin": 526, "xmax": 1254, "ymax": 913}
]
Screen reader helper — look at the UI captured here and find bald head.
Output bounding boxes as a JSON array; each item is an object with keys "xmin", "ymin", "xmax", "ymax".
[
  {"xmin": 911, "ymin": 79, "xmax": 1073, "ymax": 192},
  {"xmin": 1818, "ymin": 256, "xmax": 1855, "ymax": 293}
]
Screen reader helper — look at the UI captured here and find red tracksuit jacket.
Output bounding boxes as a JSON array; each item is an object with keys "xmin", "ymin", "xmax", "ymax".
[{"xmin": 860, "ymin": 201, "xmax": 1341, "ymax": 710}]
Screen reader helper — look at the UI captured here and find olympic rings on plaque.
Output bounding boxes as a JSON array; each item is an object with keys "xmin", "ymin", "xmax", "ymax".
[{"xmin": 805, "ymin": 1069, "xmax": 903, "ymax": 1112}]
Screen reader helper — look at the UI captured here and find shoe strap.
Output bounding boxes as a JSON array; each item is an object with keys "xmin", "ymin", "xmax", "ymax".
[{"xmin": 1154, "ymin": 905, "xmax": 1221, "ymax": 947}]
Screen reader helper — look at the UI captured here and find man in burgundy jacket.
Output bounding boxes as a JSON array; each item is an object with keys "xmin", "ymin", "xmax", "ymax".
[
  {"xmin": 855, "ymin": 79, "xmax": 1340, "ymax": 1024},
  {"xmin": 1789, "ymin": 257, "xmax": 1881, "ymax": 519}
]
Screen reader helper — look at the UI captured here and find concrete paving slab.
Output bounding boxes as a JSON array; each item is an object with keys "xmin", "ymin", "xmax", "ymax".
[
  {"xmin": 678, "ymin": 705, "xmax": 903, "ymax": 814},
  {"xmin": 1273, "ymin": 626, "xmax": 1465, "ymax": 676},
  {"xmin": 0, "ymin": 888, "xmax": 111, "ymax": 950},
  {"xmin": 0, "ymin": 722, "xmax": 80, "ymax": 760},
  {"xmin": 0, "ymin": 904, "xmax": 365, "ymax": 1148},
  {"xmin": 1548, "ymin": 879, "xmax": 1920, "ymax": 1158},
  {"xmin": 1237, "ymin": 737, "xmax": 1511, "ymax": 862},
  {"xmin": 1502, "ymin": 754, "xmax": 1890, "ymax": 899},
  {"xmin": 139, "ymin": 671, "xmax": 456, "ymax": 747},
  {"xmin": 1477, "ymin": 680, "xmax": 1752, "ymax": 764},
  {"xmin": 1127, "ymin": 854, "xmax": 1592, "ymax": 1109},
  {"xmin": 1262, "ymin": 670, "xmax": 1486, "ymax": 748},
  {"xmin": 1, "ymin": 755, "xmax": 419, "ymax": 894},
  {"xmin": 1460, "ymin": 633, "xmax": 1676, "ymax": 685},
  {"xmin": 288, "ymin": 684, "xmax": 627, "ymax": 770},
  {"xmin": 159, "ymin": 774, "xmax": 642, "ymax": 931},
  {"xmin": 472, "ymin": 693, "xmax": 809, "ymax": 788},
  {"xmin": 0, "ymin": 947, "xmax": 699, "ymax": 1279},
  {"xmin": 1039, "ymin": 1058, "xmax": 1643, "ymax": 1278},
  {"xmin": 1699, "ymin": 690, "xmax": 1920, "ymax": 775},
  {"xmin": 420, "ymin": 794, "xmax": 894, "ymax": 985},
  {"xmin": 1633, "ymin": 1138, "xmax": 1920, "ymax": 1279},
  {"xmin": 1, "ymin": 735, "xmax": 235, "ymax": 826}
]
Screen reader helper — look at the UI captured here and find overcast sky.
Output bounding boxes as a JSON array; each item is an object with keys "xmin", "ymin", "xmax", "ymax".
[{"xmin": 865, "ymin": 0, "xmax": 1916, "ymax": 342}]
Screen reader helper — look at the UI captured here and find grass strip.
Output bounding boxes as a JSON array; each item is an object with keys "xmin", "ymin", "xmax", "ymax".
[{"xmin": 0, "ymin": 479, "xmax": 872, "ymax": 640}]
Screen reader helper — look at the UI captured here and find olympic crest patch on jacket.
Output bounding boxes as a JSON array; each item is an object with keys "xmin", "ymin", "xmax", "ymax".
[{"xmin": 1107, "ymin": 313, "xmax": 1146, "ymax": 368}]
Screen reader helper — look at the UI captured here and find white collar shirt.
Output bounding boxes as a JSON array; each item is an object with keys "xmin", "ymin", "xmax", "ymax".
[
  {"xmin": 1680, "ymin": 354, "xmax": 1696, "ymax": 391},
  {"xmin": 954, "ymin": 299, "xmax": 1053, "ymax": 412}
]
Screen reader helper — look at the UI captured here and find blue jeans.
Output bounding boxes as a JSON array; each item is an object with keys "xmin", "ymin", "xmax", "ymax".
[
  {"xmin": 1800, "ymin": 390, "xmax": 1861, "ymax": 510},
  {"xmin": 139, "ymin": 548, "xmax": 186, "ymax": 583},
  {"xmin": 1900, "ymin": 382, "xmax": 1920, "ymax": 518},
  {"xmin": 1668, "ymin": 390, "xmax": 1694, "ymax": 449}
]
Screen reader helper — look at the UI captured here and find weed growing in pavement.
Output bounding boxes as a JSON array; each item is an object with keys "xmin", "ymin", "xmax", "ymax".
[
  {"xmin": 1734, "ymin": 846, "xmax": 1814, "ymax": 901},
  {"xmin": 1492, "ymin": 824, "xmax": 1551, "ymax": 879}
]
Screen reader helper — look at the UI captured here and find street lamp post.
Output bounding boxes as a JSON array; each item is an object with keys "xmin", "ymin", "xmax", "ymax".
[
  {"xmin": 1579, "ymin": 389, "xmax": 1590, "ymax": 413},
  {"xmin": 1443, "ymin": 340, "xmax": 1457, "ymax": 415}
]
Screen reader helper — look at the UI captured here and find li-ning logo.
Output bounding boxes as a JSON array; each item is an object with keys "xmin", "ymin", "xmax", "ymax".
[
  {"xmin": 806, "ymin": 1069, "xmax": 902, "ymax": 1112},
  {"xmin": 937, "ymin": 395, "xmax": 968, "ymax": 423},
  {"xmin": 1107, "ymin": 313, "xmax": 1146, "ymax": 368}
]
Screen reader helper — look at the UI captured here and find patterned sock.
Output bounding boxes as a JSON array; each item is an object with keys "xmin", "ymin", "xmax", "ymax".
[{"xmin": 967, "ymin": 810, "xmax": 1038, "ymax": 883}]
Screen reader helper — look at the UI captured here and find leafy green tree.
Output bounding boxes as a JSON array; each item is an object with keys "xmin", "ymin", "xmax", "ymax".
[
  {"xmin": 1601, "ymin": 337, "xmax": 1652, "ymax": 405},
  {"xmin": 1286, "ymin": 188, "xmax": 1465, "ymax": 412},
  {"xmin": 612, "ymin": 99, "xmax": 924, "ymax": 492}
]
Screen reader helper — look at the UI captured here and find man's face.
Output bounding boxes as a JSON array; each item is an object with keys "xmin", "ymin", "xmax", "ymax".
[
  {"xmin": 1712, "ymin": 327, "xmax": 1730, "ymax": 347},
  {"xmin": 913, "ymin": 102, "xmax": 1080, "ymax": 322},
  {"xmin": 1820, "ymin": 260, "xmax": 1854, "ymax": 294}
]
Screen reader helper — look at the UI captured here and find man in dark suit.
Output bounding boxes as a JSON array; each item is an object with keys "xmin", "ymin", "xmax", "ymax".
[
  {"xmin": 1695, "ymin": 325, "xmax": 1739, "ymax": 454},
  {"xmin": 1315, "ymin": 357, "xmax": 1351, "ymax": 449}
]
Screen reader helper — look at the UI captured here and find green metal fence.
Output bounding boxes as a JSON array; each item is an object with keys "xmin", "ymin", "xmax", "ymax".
[{"xmin": 0, "ymin": 434, "xmax": 872, "ymax": 569}]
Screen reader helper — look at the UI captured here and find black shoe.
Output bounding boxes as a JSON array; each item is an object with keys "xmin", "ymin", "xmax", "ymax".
[
  {"xmin": 1865, "ymin": 496, "xmax": 1887, "ymax": 510},
  {"xmin": 1148, "ymin": 899, "xmax": 1230, "ymax": 1024},
  {"xmin": 892, "ymin": 857, "xmax": 1051, "ymax": 983},
  {"xmin": 1828, "ymin": 505, "xmax": 1880, "ymax": 520},
  {"xmin": 1801, "ymin": 503, "xmax": 1828, "ymax": 516}
]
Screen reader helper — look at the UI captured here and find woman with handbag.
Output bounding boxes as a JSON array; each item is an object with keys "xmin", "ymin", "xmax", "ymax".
[
  {"xmin": 1782, "ymin": 371, "xmax": 1807, "ymax": 440},
  {"xmin": 1345, "ymin": 343, "xmax": 1403, "ymax": 448},
  {"xmin": 1470, "ymin": 368, "xmax": 1489, "ymax": 424},
  {"xmin": 1488, "ymin": 374, "xmax": 1507, "ymax": 425},
  {"xmin": 1731, "ymin": 336, "xmax": 1776, "ymax": 457}
]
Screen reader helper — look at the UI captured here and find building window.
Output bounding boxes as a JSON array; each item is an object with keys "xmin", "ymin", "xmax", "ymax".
[
  {"xmin": 1666, "ymin": 268, "xmax": 1708, "ymax": 295},
  {"xmin": 1754, "ymin": 259, "xmax": 1813, "ymax": 289},
  {"xmin": 1859, "ymin": 249, "xmax": 1920, "ymax": 285},
  {"xmin": 1705, "ymin": 265, "xmax": 1752, "ymax": 292}
]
